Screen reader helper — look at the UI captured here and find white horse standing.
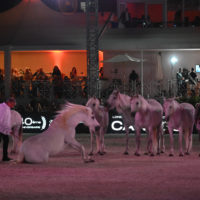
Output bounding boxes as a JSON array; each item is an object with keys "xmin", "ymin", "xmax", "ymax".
[
  {"xmin": 86, "ymin": 97, "xmax": 109, "ymax": 155},
  {"xmin": 195, "ymin": 103, "xmax": 200, "ymax": 156},
  {"xmin": 17, "ymin": 103, "xmax": 100, "ymax": 163},
  {"xmin": 163, "ymin": 98, "xmax": 195, "ymax": 156},
  {"xmin": 130, "ymin": 95, "xmax": 164, "ymax": 156},
  {"xmin": 105, "ymin": 90, "xmax": 133, "ymax": 154},
  {"xmin": 10, "ymin": 110, "xmax": 23, "ymax": 154}
]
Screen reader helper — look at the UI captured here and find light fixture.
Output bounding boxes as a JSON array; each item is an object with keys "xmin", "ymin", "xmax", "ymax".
[{"xmin": 170, "ymin": 56, "xmax": 178, "ymax": 65}]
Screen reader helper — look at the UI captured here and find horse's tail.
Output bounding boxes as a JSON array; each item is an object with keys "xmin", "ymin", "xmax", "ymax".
[{"xmin": 18, "ymin": 124, "xmax": 23, "ymax": 142}]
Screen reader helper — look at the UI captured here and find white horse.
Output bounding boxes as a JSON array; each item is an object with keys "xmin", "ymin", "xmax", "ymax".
[
  {"xmin": 130, "ymin": 95, "xmax": 164, "ymax": 156},
  {"xmin": 86, "ymin": 97, "xmax": 109, "ymax": 155},
  {"xmin": 10, "ymin": 110, "xmax": 23, "ymax": 154},
  {"xmin": 17, "ymin": 102, "xmax": 100, "ymax": 163},
  {"xmin": 105, "ymin": 90, "xmax": 133, "ymax": 154},
  {"xmin": 163, "ymin": 98, "xmax": 195, "ymax": 156},
  {"xmin": 195, "ymin": 103, "xmax": 200, "ymax": 156}
]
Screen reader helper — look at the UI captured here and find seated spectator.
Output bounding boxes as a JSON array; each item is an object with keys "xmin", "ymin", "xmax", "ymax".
[
  {"xmin": 12, "ymin": 68, "xmax": 20, "ymax": 80},
  {"xmin": 24, "ymin": 68, "xmax": 33, "ymax": 81},
  {"xmin": 33, "ymin": 68, "xmax": 48, "ymax": 81}
]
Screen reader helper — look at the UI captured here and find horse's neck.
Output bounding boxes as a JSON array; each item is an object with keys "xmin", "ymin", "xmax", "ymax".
[
  {"xmin": 139, "ymin": 96, "xmax": 149, "ymax": 113},
  {"xmin": 117, "ymin": 93, "xmax": 131, "ymax": 112},
  {"xmin": 51, "ymin": 112, "xmax": 81, "ymax": 131}
]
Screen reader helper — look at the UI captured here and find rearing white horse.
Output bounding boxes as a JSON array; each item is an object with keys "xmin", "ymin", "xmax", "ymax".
[
  {"xmin": 17, "ymin": 102, "xmax": 100, "ymax": 163},
  {"xmin": 130, "ymin": 95, "xmax": 164, "ymax": 156},
  {"xmin": 105, "ymin": 90, "xmax": 133, "ymax": 154}
]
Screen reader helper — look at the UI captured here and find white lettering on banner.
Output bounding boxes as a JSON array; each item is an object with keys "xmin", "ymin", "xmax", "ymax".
[
  {"xmin": 41, "ymin": 116, "xmax": 46, "ymax": 130},
  {"xmin": 22, "ymin": 116, "xmax": 50, "ymax": 130},
  {"xmin": 111, "ymin": 120, "xmax": 135, "ymax": 132}
]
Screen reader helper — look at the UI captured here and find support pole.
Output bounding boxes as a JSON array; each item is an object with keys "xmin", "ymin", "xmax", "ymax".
[
  {"xmin": 141, "ymin": 50, "xmax": 144, "ymax": 96},
  {"xmin": 4, "ymin": 46, "xmax": 12, "ymax": 99}
]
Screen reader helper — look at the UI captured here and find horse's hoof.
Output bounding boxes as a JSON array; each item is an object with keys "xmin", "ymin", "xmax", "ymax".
[
  {"xmin": 157, "ymin": 152, "xmax": 160, "ymax": 155},
  {"xmin": 144, "ymin": 152, "xmax": 149, "ymax": 155},
  {"xmin": 88, "ymin": 152, "xmax": 93, "ymax": 156},
  {"xmin": 185, "ymin": 152, "xmax": 190, "ymax": 155},
  {"xmin": 134, "ymin": 152, "xmax": 140, "ymax": 156},
  {"xmin": 150, "ymin": 153, "xmax": 154, "ymax": 157},
  {"xmin": 161, "ymin": 150, "xmax": 165, "ymax": 154},
  {"xmin": 124, "ymin": 152, "xmax": 129, "ymax": 155},
  {"xmin": 169, "ymin": 154, "xmax": 174, "ymax": 157},
  {"xmin": 98, "ymin": 152, "xmax": 104, "ymax": 156},
  {"xmin": 199, "ymin": 153, "xmax": 200, "ymax": 157},
  {"xmin": 179, "ymin": 153, "xmax": 184, "ymax": 157},
  {"xmin": 84, "ymin": 159, "xmax": 95, "ymax": 163}
]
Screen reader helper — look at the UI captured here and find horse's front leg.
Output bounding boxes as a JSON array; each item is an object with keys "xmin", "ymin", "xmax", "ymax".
[
  {"xmin": 179, "ymin": 128, "xmax": 184, "ymax": 156},
  {"xmin": 135, "ymin": 127, "xmax": 141, "ymax": 156},
  {"xmin": 124, "ymin": 124, "xmax": 130, "ymax": 155},
  {"xmin": 95, "ymin": 130, "xmax": 102, "ymax": 155},
  {"xmin": 67, "ymin": 137, "xmax": 94, "ymax": 163},
  {"xmin": 168, "ymin": 127, "xmax": 174, "ymax": 156},
  {"xmin": 89, "ymin": 131, "xmax": 94, "ymax": 156}
]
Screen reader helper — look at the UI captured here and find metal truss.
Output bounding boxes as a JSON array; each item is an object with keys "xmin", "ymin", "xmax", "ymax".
[{"xmin": 86, "ymin": 0, "xmax": 99, "ymax": 98}]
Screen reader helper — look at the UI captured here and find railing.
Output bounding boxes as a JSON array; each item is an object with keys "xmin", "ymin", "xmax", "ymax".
[{"xmin": 0, "ymin": 78, "xmax": 198, "ymax": 112}]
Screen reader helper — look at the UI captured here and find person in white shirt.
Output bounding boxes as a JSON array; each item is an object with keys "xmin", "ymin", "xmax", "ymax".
[{"xmin": 0, "ymin": 97, "xmax": 16, "ymax": 161}]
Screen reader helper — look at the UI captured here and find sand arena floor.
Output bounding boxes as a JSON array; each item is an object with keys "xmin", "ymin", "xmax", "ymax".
[{"xmin": 0, "ymin": 133, "xmax": 200, "ymax": 200}]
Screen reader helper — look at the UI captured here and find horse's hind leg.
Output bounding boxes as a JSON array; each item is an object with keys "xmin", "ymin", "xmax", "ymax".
[
  {"xmin": 124, "ymin": 124, "xmax": 130, "ymax": 155},
  {"xmin": 135, "ymin": 127, "xmax": 141, "ymax": 156},
  {"xmin": 169, "ymin": 128, "xmax": 174, "ymax": 156},
  {"xmin": 160, "ymin": 125, "xmax": 165, "ymax": 153},
  {"xmin": 144, "ymin": 133, "xmax": 151, "ymax": 155},
  {"xmin": 178, "ymin": 128, "xmax": 184, "ymax": 156},
  {"xmin": 185, "ymin": 128, "xmax": 193, "ymax": 155},
  {"xmin": 149, "ymin": 127, "xmax": 158, "ymax": 156}
]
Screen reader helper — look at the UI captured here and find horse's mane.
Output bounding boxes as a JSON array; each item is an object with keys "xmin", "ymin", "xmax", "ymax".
[{"xmin": 56, "ymin": 102, "xmax": 88, "ymax": 118}]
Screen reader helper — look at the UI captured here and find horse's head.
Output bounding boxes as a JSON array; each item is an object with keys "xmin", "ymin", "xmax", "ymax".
[
  {"xmin": 104, "ymin": 90, "xmax": 119, "ymax": 110},
  {"xmin": 81, "ymin": 107, "xmax": 100, "ymax": 133},
  {"xmin": 130, "ymin": 95, "xmax": 142, "ymax": 117},
  {"xmin": 86, "ymin": 97, "xmax": 100, "ymax": 112},
  {"xmin": 163, "ymin": 98, "xmax": 175, "ymax": 121}
]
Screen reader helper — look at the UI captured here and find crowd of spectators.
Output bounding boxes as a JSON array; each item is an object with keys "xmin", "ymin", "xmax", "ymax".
[
  {"xmin": 0, "ymin": 66, "xmax": 88, "ymax": 113},
  {"xmin": 107, "ymin": 8, "xmax": 200, "ymax": 29}
]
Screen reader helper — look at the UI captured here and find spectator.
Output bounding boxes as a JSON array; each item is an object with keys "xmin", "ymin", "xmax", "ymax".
[
  {"xmin": 129, "ymin": 70, "xmax": 139, "ymax": 92},
  {"xmin": 70, "ymin": 66, "xmax": 77, "ymax": 80},
  {"xmin": 52, "ymin": 65, "xmax": 63, "ymax": 98},
  {"xmin": 33, "ymin": 68, "xmax": 48, "ymax": 81},
  {"xmin": 119, "ymin": 8, "xmax": 131, "ymax": 28},
  {"xmin": 189, "ymin": 67, "xmax": 197, "ymax": 96},
  {"xmin": 176, "ymin": 68, "xmax": 183, "ymax": 96},
  {"xmin": 24, "ymin": 68, "xmax": 33, "ymax": 81}
]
